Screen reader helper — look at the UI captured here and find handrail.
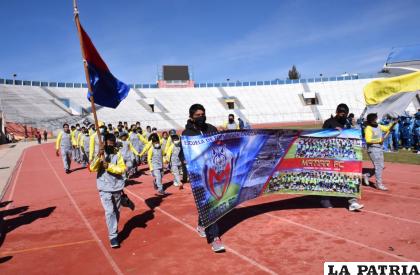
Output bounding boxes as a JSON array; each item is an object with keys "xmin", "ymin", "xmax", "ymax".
[{"xmin": 0, "ymin": 73, "xmax": 379, "ymax": 90}]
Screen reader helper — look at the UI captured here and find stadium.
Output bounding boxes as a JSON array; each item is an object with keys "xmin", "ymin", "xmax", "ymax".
[{"xmin": 0, "ymin": 1, "xmax": 419, "ymax": 274}]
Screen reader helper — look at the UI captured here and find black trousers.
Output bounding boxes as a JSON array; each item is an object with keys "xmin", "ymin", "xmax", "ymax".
[{"xmin": 198, "ymin": 217, "xmax": 219, "ymax": 243}]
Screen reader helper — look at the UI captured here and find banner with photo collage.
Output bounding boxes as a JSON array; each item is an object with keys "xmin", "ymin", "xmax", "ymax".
[{"xmin": 181, "ymin": 129, "xmax": 362, "ymax": 228}]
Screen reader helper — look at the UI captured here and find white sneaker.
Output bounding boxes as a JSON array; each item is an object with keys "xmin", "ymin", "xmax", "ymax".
[
  {"xmin": 375, "ymin": 183, "xmax": 388, "ymax": 191},
  {"xmin": 196, "ymin": 226, "xmax": 206, "ymax": 238},
  {"xmin": 349, "ymin": 201, "xmax": 364, "ymax": 211},
  {"xmin": 363, "ymin": 174, "xmax": 370, "ymax": 186}
]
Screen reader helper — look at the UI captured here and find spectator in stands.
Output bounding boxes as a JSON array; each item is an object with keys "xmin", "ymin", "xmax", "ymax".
[
  {"xmin": 43, "ymin": 130, "xmax": 48, "ymax": 142},
  {"xmin": 321, "ymin": 103, "xmax": 364, "ymax": 211},
  {"xmin": 56, "ymin": 123, "xmax": 75, "ymax": 174},
  {"xmin": 364, "ymin": 113, "xmax": 397, "ymax": 190},
  {"xmin": 182, "ymin": 103, "xmax": 225, "ymax": 253},
  {"xmin": 90, "ymin": 133, "xmax": 126, "ymax": 249},
  {"xmin": 222, "ymin": 114, "xmax": 239, "ymax": 130}
]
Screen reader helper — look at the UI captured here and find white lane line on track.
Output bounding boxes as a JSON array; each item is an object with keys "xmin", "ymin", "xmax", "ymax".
[
  {"xmin": 240, "ymin": 204, "xmax": 414, "ymax": 262},
  {"xmin": 362, "ymin": 209, "xmax": 420, "ymax": 225},
  {"xmin": 363, "ymin": 189, "xmax": 420, "ymax": 201},
  {"xmin": 124, "ymin": 188, "xmax": 278, "ymax": 275},
  {"xmin": 5, "ymin": 150, "xmax": 26, "ymax": 210},
  {"xmin": 41, "ymin": 149, "xmax": 123, "ymax": 275}
]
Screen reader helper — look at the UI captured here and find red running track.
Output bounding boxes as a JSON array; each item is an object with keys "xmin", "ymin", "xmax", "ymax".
[{"xmin": 0, "ymin": 143, "xmax": 419, "ymax": 274}]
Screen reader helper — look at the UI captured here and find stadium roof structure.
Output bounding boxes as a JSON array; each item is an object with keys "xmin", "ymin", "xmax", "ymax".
[{"xmin": 385, "ymin": 44, "xmax": 420, "ymax": 72}]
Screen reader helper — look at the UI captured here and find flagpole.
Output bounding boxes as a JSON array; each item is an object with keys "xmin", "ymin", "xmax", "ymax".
[{"xmin": 73, "ymin": 0, "xmax": 103, "ymax": 147}]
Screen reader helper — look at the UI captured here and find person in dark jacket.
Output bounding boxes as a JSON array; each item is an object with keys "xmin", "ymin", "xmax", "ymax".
[
  {"xmin": 321, "ymin": 103, "xmax": 364, "ymax": 211},
  {"xmin": 181, "ymin": 103, "xmax": 225, "ymax": 253}
]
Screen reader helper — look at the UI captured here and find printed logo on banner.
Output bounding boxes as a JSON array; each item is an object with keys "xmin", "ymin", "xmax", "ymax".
[{"xmin": 203, "ymin": 144, "xmax": 235, "ymax": 200}]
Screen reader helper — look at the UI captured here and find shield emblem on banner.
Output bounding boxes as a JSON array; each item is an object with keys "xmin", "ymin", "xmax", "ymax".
[{"xmin": 203, "ymin": 145, "xmax": 234, "ymax": 200}]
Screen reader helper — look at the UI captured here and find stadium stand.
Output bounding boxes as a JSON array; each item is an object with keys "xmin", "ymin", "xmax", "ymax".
[{"xmin": 1, "ymin": 74, "xmax": 418, "ymax": 135}]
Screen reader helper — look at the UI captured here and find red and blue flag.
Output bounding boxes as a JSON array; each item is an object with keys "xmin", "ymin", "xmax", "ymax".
[{"xmin": 80, "ymin": 24, "xmax": 130, "ymax": 108}]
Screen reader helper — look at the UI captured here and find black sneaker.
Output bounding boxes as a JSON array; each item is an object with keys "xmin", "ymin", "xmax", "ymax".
[
  {"xmin": 110, "ymin": 238, "xmax": 120, "ymax": 249},
  {"xmin": 65, "ymin": 169, "xmax": 71, "ymax": 174},
  {"xmin": 157, "ymin": 190, "xmax": 167, "ymax": 196}
]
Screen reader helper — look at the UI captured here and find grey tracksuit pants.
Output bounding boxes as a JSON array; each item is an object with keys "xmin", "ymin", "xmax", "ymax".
[
  {"xmin": 152, "ymin": 169, "xmax": 164, "ymax": 192},
  {"xmin": 171, "ymin": 164, "xmax": 182, "ymax": 185},
  {"xmin": 61, "ymin": 149, "xmax": 72, "ymax": 171},
  {"xmin": 99, "ymin": 190, "xmax": 122, "ymax": 240},
  {"xmin": 367, "ymin": 146, "xmax": 384, "ymax": 185}
]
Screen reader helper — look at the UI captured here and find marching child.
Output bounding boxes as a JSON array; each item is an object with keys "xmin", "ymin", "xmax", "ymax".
[
  {"xmin": 118, "ymin": 131, "xmax": 140, "ymax": 180},
  {"xmin": 80, "ymin": 128, "xmax": 90, "ymax": 168},
  {"xmin": 165, "ymin": 134, "xmax": 184, "ymax": 189},
  {"xmin": 90, "ymin": 133, "xmax": 126, "ymax": 248},
  {"xmin": 146, "ymin": 133, "xmax": 166, "ymax": 195},
  {"xmin": 363, "ymin": 113, "xmax": 397, "ymax": 191},
  {"xmin": 56, "ymin": 123, "xmax": 75, "ymax": 174}
]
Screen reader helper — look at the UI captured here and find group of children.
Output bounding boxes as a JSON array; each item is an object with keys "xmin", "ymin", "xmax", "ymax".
[
  {"xmin": 56, "ymin": 121, "xmax": 185, "ymax": 193},
  {"xmin": 55, "ymin": 121, "xmax": 186, "ymax": 248}
]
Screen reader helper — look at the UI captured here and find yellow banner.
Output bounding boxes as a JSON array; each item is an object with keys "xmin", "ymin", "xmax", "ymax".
[{"xmin": 363, "ymin": 71, "xmax": 420, "ymax": 105}]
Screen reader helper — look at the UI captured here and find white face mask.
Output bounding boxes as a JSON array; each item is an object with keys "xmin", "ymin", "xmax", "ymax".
[
  {"xmin": 153, "ymin": 144, "xmax": 161, "ymax": 149},
  {"xmin": 152, "ymin": 130, "xmax": 157, "ymax": 134},
  {"xmin": 174, "ymin": 140, "xmax": 180, "ymax": 145}
]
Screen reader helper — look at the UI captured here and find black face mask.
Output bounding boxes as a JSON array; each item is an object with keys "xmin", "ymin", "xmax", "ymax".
[
  {"xmin": 229, "ymin": 118, "xmax": 234, "ymax": 123},
  {"xmin": 105, "ymin": 145, "xmax": 114, "ymax": 155},
  {"xmin": 337, "ymin": 116, "xmax": 347, "ymax": 125},
  {"xmin": 194, "ymin": 116, "xmax": 206, "ymax": 128}
]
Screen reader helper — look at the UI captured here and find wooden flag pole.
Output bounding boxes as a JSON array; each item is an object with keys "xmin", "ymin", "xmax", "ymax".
[{"xmin": 73, "ymin": 0, "xmax": 103, "ymax": 147}]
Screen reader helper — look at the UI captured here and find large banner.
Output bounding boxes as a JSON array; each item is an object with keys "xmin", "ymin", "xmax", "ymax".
[{"xmin": 181, "ymin": 129, "xmax": 362, "ymax": 228}]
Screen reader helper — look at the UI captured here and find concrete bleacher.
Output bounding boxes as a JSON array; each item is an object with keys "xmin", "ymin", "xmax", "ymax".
[
  {"xmin": 6, "ymin": 76, "xmax": 418, "ymax": 131},
  {"xmin": 0, "ymin": 85, "xmax": 75, "ymax": 129}
]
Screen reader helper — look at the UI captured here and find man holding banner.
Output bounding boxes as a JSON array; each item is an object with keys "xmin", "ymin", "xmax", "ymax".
[
  {"xmin": 320, "ymin": 103, "xmax": 364, "ymax": 211},
  {"xmin": 181, "ymin": 105, "xmax": 363, "ymax": 240},
  {"xmin": 182, "ymin": 104, "xmax": 225, "ymax": 253}
]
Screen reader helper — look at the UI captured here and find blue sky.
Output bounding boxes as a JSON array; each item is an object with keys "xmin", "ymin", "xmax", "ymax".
[{"xmin": 1, "ymin": 0, "xmax": 419, "ymax": 84}]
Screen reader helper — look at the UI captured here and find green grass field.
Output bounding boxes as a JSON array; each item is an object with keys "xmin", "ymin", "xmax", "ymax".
[{"xmin": 363, "ymin": 149, "xmax": 420, "ymax": 165}]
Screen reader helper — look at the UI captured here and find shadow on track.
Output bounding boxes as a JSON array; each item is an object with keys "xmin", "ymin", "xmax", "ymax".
[
  {"xmin": 0, "ymin": 202, "xmax": 56, "ymax": 263},
  {"xmin": 218, "ymin": 195, "xmax": 347, "ymax": 236},
  {"xmin": 118, "ymin": 194, "xmax": 172, "ymax": 244}
]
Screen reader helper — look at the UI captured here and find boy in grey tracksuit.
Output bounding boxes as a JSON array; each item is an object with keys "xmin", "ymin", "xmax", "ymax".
[
  {"xmin": 165, "ymin": 134, "xmax": 184, "ymax": 189},
  {"xmin": 90, "ymin": 133, "xmax": 126, "ymax": 248},
  {"xmin": 147, "ymin": 133, "xmax": 166, "ymax": 195},
  {"xmin": 80, "ymin": 129, "xmax": 90, "ymax": 167},
  {"xmin": 119, "ymin": 132, "xmax": 140, "ymax": 179},
  {"xmin": 56, "ymin": 123, "xmax": 74, "ymax": 174}
]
